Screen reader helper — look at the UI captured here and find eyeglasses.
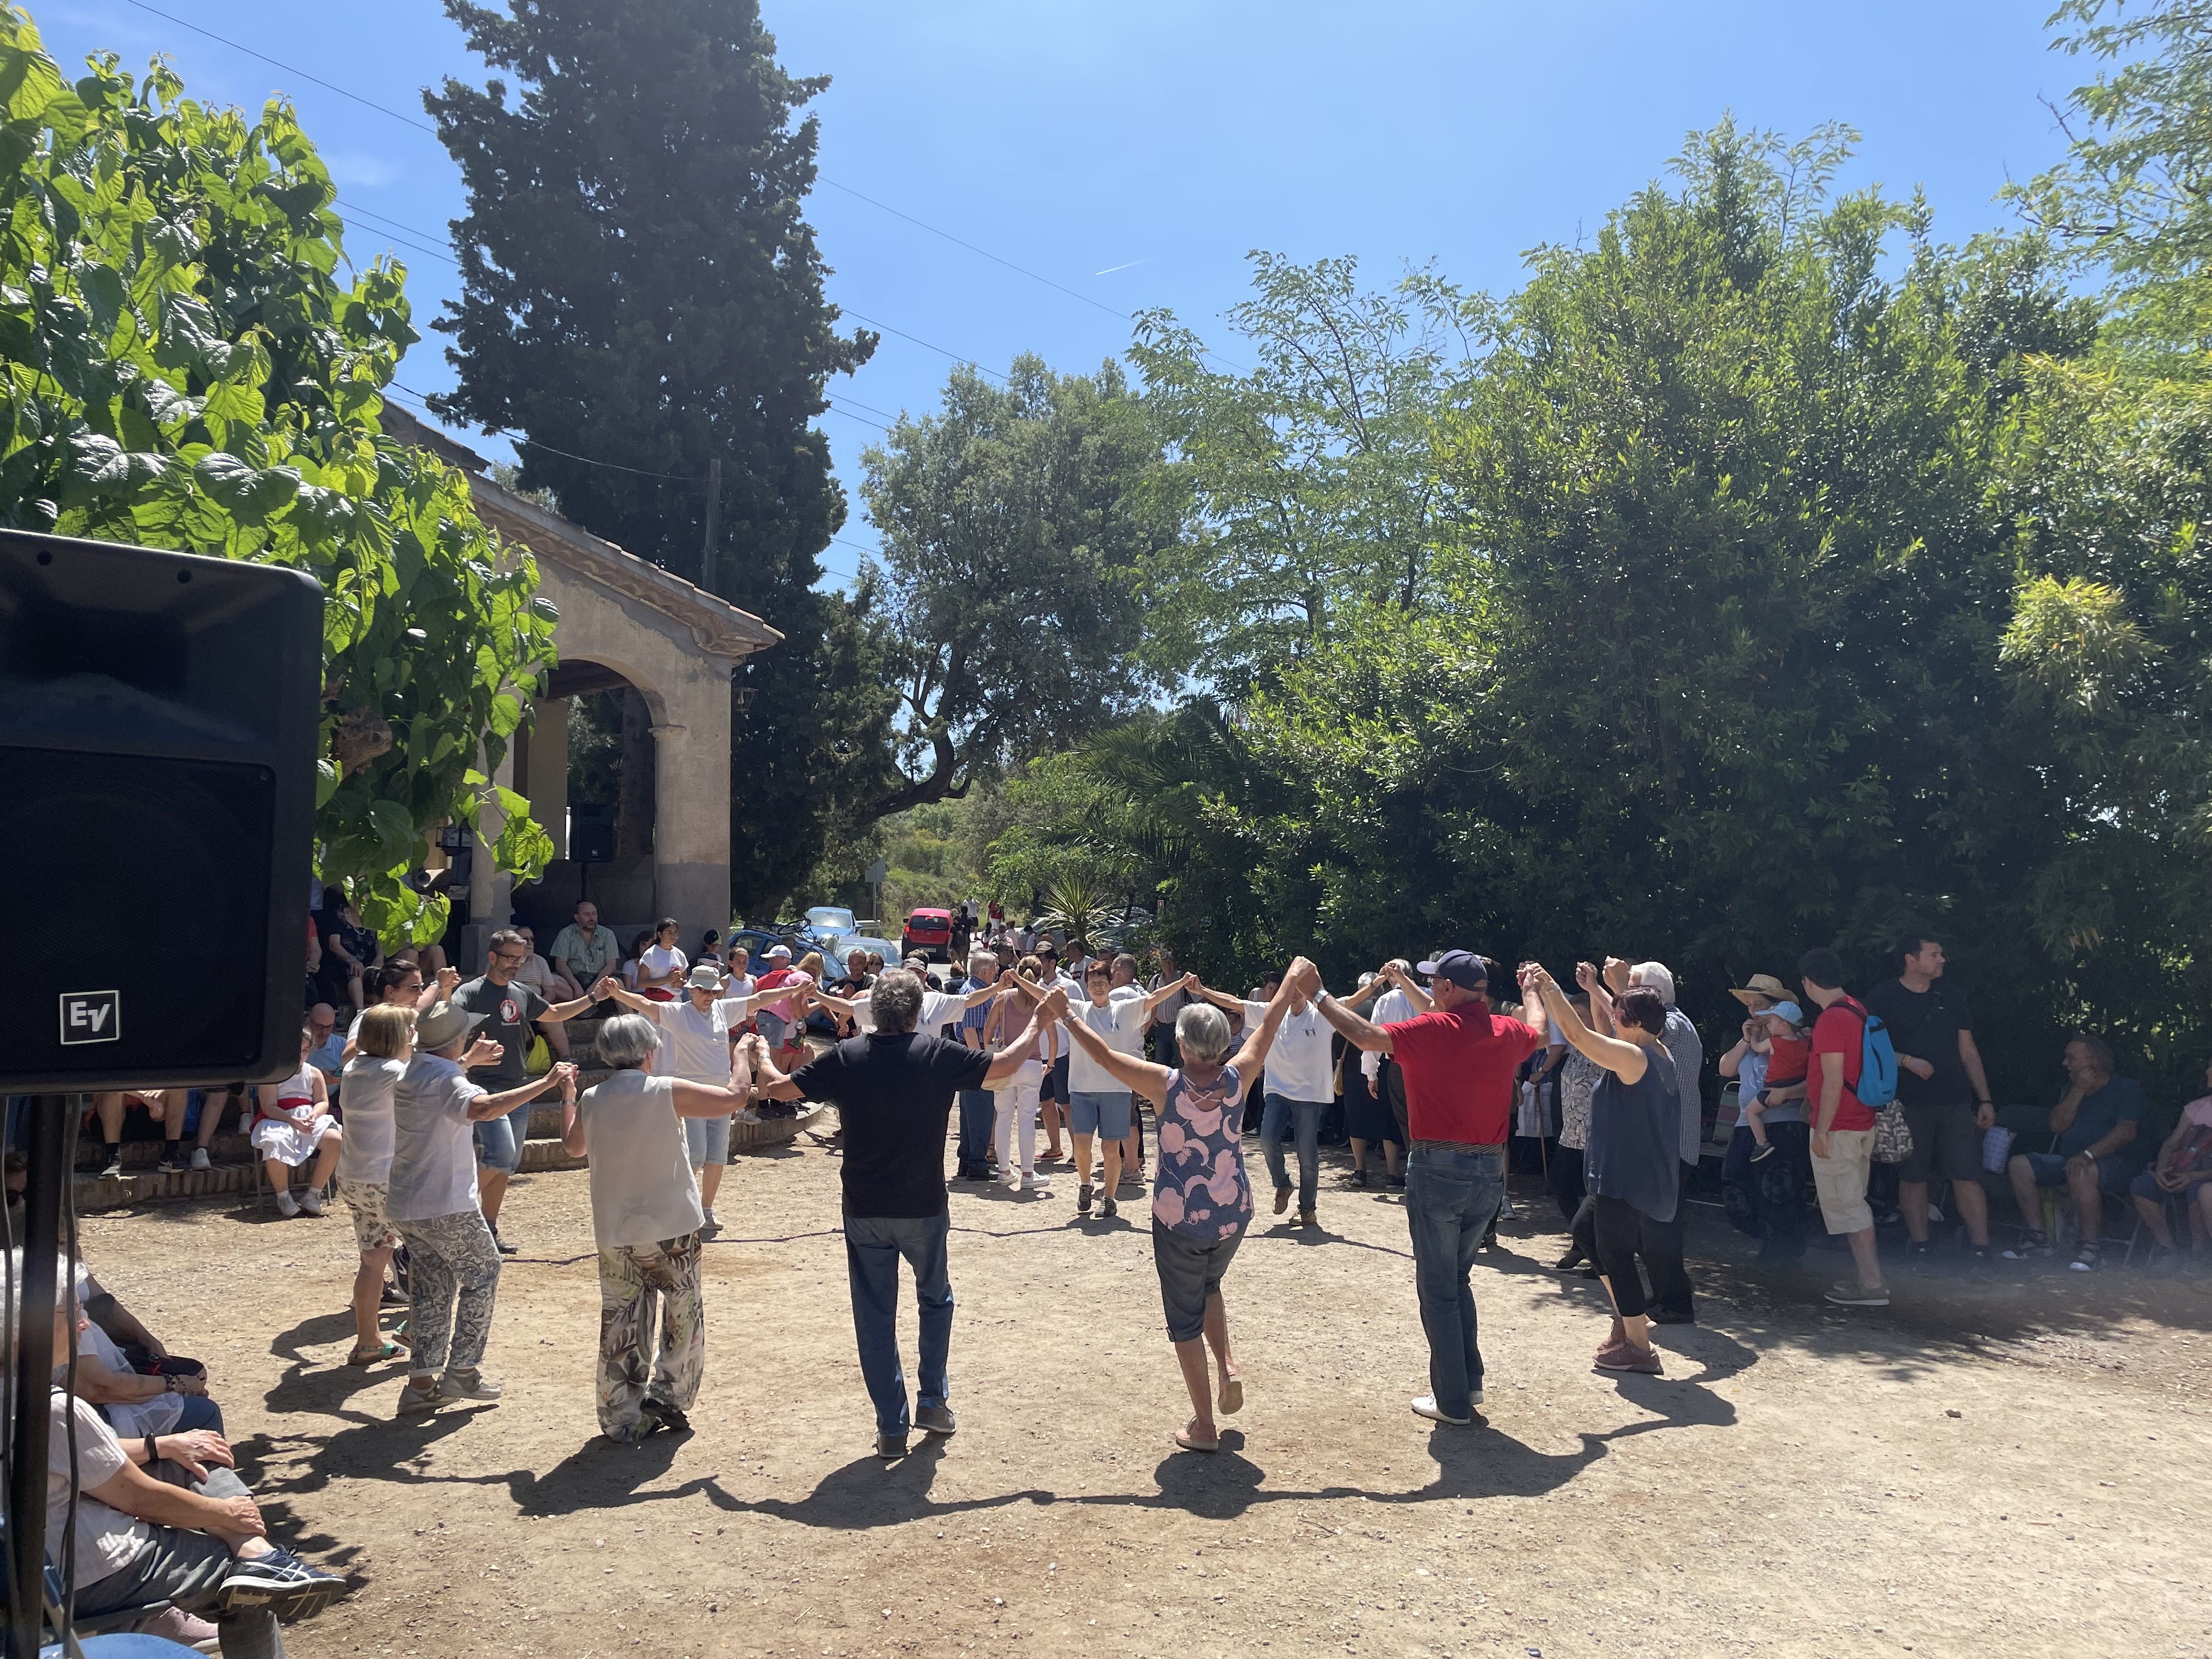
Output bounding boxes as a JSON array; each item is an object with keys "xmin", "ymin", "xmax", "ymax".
[{"xmin": 492, "ymin": 951, "xmax": 527, "ymax": 965}]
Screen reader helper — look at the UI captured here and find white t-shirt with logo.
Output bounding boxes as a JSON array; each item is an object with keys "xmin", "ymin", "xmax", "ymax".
[
  {"xmin": 1068, "ymin": 989, "xmax": 1147, "ymax": 1093},
  {"xmin": 1244, "ymin": 997, "xmax": 1334, "ymax": 1102}
]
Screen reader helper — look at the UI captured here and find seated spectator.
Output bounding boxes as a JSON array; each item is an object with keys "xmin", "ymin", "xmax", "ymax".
[
  {"xmin": 251, "ymin": 1025, "xmax": 344, "ymax": 1220},
  {"xmin": 90, "ymin": 1090, "xmax": 176, "ymax": 1180},
  {"xmin": 699, "ymin": 927, "xmax": 727, "ymax": 967},
  {"xmin": 618, "ymin": 929, "xmax": 655, "ymax": 992},
  {"xmin": 31, "ymin": 1268, "xmax": 347, "ymax": 1652},
  {"xmin": 2004, "ymin": 1032, "xmax": 2148, "ymax": 1272},
  {"xmin": 832, "ymin": 949, "xmax": 874, "ymax": 998},
  {"xmin": 550, "ymin": 900, "xmax": 620, "ymax": 1001},
  {"xmin": 68, "ymin": 1260, "xmax": 223, "ymax": 1437},
  {"xmin": 2131, "ymin": 1059, "xmax": 2212, "ymax": 1273},
  {"xmin": 314, "ymin": 885, "xmax": 380, "ymax": 1013},
  {"xmin": 304, "ymin": 1003, "xmax": 346, "ymax": 1084}
]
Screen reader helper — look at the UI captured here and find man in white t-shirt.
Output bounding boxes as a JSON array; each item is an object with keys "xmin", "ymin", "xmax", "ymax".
[
  {"xmin": 1193, "ymin": 969, "xmax": 1338, "ymax": 1226},
  {"xmin": 1062, "ymin": 959, "xmax": 1184, "ymax": 1218}
]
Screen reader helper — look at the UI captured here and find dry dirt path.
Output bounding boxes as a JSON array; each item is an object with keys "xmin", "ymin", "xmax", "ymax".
[{"xmin": 80, "ymin": 1125, "xmax": 2212, "ymax": 1659}]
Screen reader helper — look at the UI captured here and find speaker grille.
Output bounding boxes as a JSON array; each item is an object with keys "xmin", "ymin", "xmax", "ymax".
[{"xmin": 3, "ymin": 748, "xmax": 275, "ymax": 1075}]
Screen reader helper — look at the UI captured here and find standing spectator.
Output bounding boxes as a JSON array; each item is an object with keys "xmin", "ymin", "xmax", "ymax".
[
  {"xmin": 952, "ymin": 950, "xmax": 1002, "ymax": 1183},
  {"xmin": 1550, "ymin": 994, "xmax": 1604, "ymax": 1260},
  {"xmin": 343, "ymin": 960, "xmax": 454, "ymax": 1062},
  {"xmin": 1718, "ymin": 974, "xmax": 1810, "ymax": 1260},
  {"xmin": 337, "ymin": 1005, "xmax": 411, "ymax": 1367},
  {"xmin": 1621, "ymin": 960, "xmax": 1703, "ymax": 1323},
  {"xmin": 1339, "ymin": 973, "xmax": 1407, "ymax": 1188},
  {"xmin": 751, "ymin": 944, "xmax": 802, "ymax": 1052},
  {"xmin": 1109, "ymin": 953, "xmax": 1152, "ymax": 1188},
  {"xmin": 1799, "ymin": 947, "xmax": 1889, "ymax": 1307},
  {"xmin": 550, "ymin": 900, "xmax": 621, "ymax": 999},
  {"xmin": 1032, "ymin": 941, "xmax": 1076, "ymax": 1161},
  {"xmin": 1369, "ymin": 960, "xmax": 1417, "ymax": 1187},
  {"xmin": 1523, "ymin": 966, "xmax": 1677, "ymax": 1374},
  {"xmin": 2130, "ymin": 1058, "xmax": 2212, "ymax": 1271},
  {"xmin": 1147, "ymin": 949, "xmax": 1191, "ymax": 1068},
  {"xmin": 388, "ymin": 1002, "xmax": 575, "ymax": 1411},
  {"xmin": 1313, "ymin": 952, "xmax": 1544, "ymax": 1425},
  {"xmin": 251, "ymin": 1027, "xmax": 343, "ymax": 1220},
  {"xmin": 751, "ymin": 970, "xmax": 1058, "ymax": 1457},
  {"xmin": 1863, "ymin": 937, "xmax": 1999, "ymax": 1276},
  {"xmin": 558, "ymin": 1014, "xmax": 754, "ymax": 1442},
  {"xmin": 508, "ymin": 925, "xmax": 573, "ymax": 1062},
  {"xmin": 985, "ymin": 958, "xmax": 1063, "ymax": 1194},
  {"xmin": 452, "ymin": 930, "xmax": 599, "ymax": 1253},
  {"xmin": 1190, "ymin": 970, "xmax": 1336, "ymax": 1228},
  {"xmin": 1059, "ymin": 972, "xmax": 1306, "ymax": 1452},
  {"xmin": 2002, "ymin": 1032, "xmax": 2148, "ymax": 1271},
  {"xmin": 636, "ymin": 918, "xmax": 689, "ymax": 996}
]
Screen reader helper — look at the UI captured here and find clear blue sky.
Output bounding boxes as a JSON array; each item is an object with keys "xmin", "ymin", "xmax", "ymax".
[{"xmin": 41, "ymin": 1, "xmax": 2085, "ymax": 587}]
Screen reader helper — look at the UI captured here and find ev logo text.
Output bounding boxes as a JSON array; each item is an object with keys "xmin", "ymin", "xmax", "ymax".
[{"xmin": 59, "ymin": 990, "xmax": 122, "ymax": 1046}]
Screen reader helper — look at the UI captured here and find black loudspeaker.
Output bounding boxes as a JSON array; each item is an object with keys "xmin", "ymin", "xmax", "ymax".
[
  {"xmin": 570, "ymin": 801, "xmax": 616, "ymax": 865},
  {"xmin": 0, "ymin": 531, "xmax": 322, "ymax": 1091}
]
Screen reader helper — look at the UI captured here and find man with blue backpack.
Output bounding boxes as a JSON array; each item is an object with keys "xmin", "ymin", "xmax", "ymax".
[{"xmin": 1799, "ymin": 947, "xmax": 1897, "ymax": 1308}]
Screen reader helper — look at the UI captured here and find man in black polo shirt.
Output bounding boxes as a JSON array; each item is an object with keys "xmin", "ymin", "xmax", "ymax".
[
  {"xmin": 1863, "ymin": 935, "xmax": 1998, "ymax": 1276},
  {"xmin": 757, "ymin": 969, "xmax": 1063, "ymax": 1458}
]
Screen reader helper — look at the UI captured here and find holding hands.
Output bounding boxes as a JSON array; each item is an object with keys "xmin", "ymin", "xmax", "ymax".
[{"xmin": 462, "ymin": 1036, "xmax": 504, "ymax": 1070}]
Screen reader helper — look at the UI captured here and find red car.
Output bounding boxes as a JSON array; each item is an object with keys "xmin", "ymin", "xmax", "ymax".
[{"xmin": 900, "ymin": 907, "xmax": 955, "ymax": 962}]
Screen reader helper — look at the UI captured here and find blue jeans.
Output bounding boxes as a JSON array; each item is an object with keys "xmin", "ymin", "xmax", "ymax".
[
  {"xmin": 1262, "ymin": 1093, "xmax": 1325, "ymax": 1212},
  {"xmin": 956, "ymin": 1090, "xmax": 996, "ymax": 1174},
  {"xmin": 1403, "ymin": 1144, "xmax": 1504, "ymax": 1418},
  {"xmin": 844, "ymin": 1212, "xmax": 954, "ymax": 1436}
]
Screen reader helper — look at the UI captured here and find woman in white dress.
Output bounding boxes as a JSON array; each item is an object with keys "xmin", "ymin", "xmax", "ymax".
[{"xmin": 251, "ymin": 1025, "xmax": 344, "ymax": 1218}]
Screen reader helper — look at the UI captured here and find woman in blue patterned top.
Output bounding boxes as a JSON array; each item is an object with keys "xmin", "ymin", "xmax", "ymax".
[{"xmin": 1053, "ymin": 958, "xmax": 1312, "ymax": 1452}]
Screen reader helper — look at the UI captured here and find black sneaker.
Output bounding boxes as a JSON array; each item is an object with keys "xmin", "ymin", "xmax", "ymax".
[
  {"xmin": 219, "ymin": 1549, "xmax": 350, "ymax": 1617},
  {"xmin": 1966, "ymin": 1246, "xmax": 1996, "ymax": 1280},
  {"xmin": 1386, "ymin": 1175, "xmax": 1407, "ymax": 1192},
  {"xmin": 157, "ymin": 1147, "xmax": 189, "ymax": 1173},
  {"xmin": 492, "ymin": 1229, "xmax": 519, "ymax": 1256},
  {"xmin": 1749, "ymin": 1143, "xmax": 1774, "ymax": 1163},
  {"xmin": 876, "ymin": 1430, "xmax": 907, "ymax": 1460},
  {"xmin": 1348, "ymin": 1168, "xmax": 1370, "ymax": 1188},
  {"xmin": 1077, "ymin": 1184, "xmax": 1094, "ymax": 1215},
  {"xmin": 98, "ymin": 1149, "xmax": 123, "ymax": 1178},
  {"xmin": 2002, "ymin": 1232, "xmax": 2052, "ymax": 1262}
]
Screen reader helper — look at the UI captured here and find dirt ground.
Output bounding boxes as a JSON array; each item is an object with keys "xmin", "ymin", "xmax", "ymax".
[{"xmin": 78, "ymin": 1117, "xmax": 2212, "ymax": 1659}]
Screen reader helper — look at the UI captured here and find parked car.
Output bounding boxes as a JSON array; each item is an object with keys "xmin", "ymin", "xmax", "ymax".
[
  {"xmin": 726, "ymin": 926, "xmax": 797, "ymax": 969},
  {"xmin": 805, "ymin": 905, "xmax": 858, "ymax": 938},
  {"xmin": 901, "ymin": 907, "xmax": 955, "ymax": 962}
]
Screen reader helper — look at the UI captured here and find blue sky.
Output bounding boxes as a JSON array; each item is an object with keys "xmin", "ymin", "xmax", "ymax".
[{"xmin": 41, "ymin": 1, "xmax": 2086, "ymax": 587}]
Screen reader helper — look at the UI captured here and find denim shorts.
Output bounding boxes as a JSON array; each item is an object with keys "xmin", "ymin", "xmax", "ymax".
[
  {"xmin": 2022, "ymin": 1150, "xmax": 2135, "ymax": 1195},
  {"xmin": 1068, "ymin": 1090, "xmax": 1132, "ymax": 1139},
  {"xmin": 686, "ymin": 1111, "xmax": 732, "ymax": 1167},
  {"xmin": 1152, "ymin": 1218, "xmax": 1243, "ymax": 1342},
  {"xmin": 2130, "ymin": 1167, "xmax": 2212, "ymax": 1203}
]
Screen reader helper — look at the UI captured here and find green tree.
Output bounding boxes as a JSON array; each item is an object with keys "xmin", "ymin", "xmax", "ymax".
[
  {"xmin": 425, "ymin": 0, "xmax": 885, "ymax": 912},
  {"xmin": 1129, "ymin": 254, "xmax": 1472, "ymax": 695},
  {"xmin": 0, "ymin": 11, "xmax": 555, "ymax": 944},
  {"xmin": 2013, "ymin": 0, "xmax": 2212, "ymax": 376},
  {"xmin": 856, "ymin": 355, "xmax": 1178, "ymax": 816}
]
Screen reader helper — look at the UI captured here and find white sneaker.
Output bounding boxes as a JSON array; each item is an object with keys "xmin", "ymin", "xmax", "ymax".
[
  {"xmin": 439, "ymin": 1368, "xmax": 503, "ymax": 1401},
  {"xmin": 1410, "ymin": 1394, "xmax": 1471, "ymax": 1426},
  {"xmin": 189, "ymin": 1148, "xmax": 211, "ymax": 1171},
  {"xmin": 299, "ymin": 1188, "xmax": 325, "ymax": 1217},
  {"xmin": 274, "ymin": 1189, "xmax": 300, "ymax": 1218}
]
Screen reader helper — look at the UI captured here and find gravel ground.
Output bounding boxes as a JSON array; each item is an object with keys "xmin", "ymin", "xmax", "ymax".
[{"xmin": 75, "ymin": 1120, "xmax": 2212, "ymax": 1659}]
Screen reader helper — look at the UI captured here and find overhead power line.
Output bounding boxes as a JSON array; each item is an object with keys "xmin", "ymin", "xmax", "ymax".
[{"xmin": 122, "ymin": 0, "xmax": 438, "ymax": 134}]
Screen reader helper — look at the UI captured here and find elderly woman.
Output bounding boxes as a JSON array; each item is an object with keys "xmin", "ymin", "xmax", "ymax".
[
  {"xmin": 1056, "ymin": 961, "xmax": 1311, "ymax": 1452},
  {"xmin": 1521, "ymin": 963, "xmax": 1678, "ymax": 1376},
  {"xmin": 559, "ymin": 1013, "xmax": 757, "ymax": 1442},
  {"xmin": 388, "ymin": 1003, "xmax": 575, "ymax": 1412},
  {"xmin": 336, "ymin": 1004, "xmax": 413, "ymax": 1367},
  {"xmin": 595, "ymin": 967, "xmax": 791, "ymax": 1237}
]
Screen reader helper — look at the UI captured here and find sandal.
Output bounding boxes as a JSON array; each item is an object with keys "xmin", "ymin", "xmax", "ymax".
[
  {"xmin": 347, "ymin": 1342, "xmax": 403, "ymax": 1367},
  {"xmin": 1173, "ymin": 1424, "xmax": 1220, "ymax": 1453},
  {"xmin": 1217, "ymin": 1373, "xmax": 1244, "ymax": 1417}
]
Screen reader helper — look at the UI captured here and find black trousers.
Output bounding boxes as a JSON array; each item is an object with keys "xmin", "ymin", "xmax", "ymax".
[
  {"xmin": 1571, "ymin": 1173, "xmax": 1695, "ymax": 1321},
  {"xmin": 1549, "ymin": 1142, "xmax": 1587, "ymax": 1226},
  {"xmin": 1590, "ymin": 1193, "xmax": 1649, "ymax": 1318}
]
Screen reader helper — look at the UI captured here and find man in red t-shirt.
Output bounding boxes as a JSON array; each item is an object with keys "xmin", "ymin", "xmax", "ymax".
[
  {"xmin": 1314, "ymin": 951, "xmax": 1544, "ymax": 1426},
  {"xmin": 1799, "ymin": 947, "xmax": 1889, "ymax": 1308}
]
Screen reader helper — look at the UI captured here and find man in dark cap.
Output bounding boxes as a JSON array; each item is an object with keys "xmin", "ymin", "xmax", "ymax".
[{"xmin": 1312, "ymin": 951, "xmax": 1544, "ymax": 1426}]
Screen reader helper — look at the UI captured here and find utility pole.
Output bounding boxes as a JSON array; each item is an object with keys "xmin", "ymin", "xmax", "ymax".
[{"xmin": 701, "ymin": 456, "xmax": 723, "ymax": 592}]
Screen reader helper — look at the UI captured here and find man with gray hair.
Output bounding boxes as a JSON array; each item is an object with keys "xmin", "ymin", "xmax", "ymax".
[{"xmin": 756, "ymin": 969, "xmax": 1065, "ymax": 1459}]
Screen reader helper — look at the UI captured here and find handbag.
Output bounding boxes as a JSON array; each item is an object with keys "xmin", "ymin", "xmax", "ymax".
[
  {"xmin": 524, "ymin": 1032, "xmax": 551, "ymax": 1076},
  {"xmin": 1872, "ymin": 1102, "xmax": 1914, "ymax": 1165}
]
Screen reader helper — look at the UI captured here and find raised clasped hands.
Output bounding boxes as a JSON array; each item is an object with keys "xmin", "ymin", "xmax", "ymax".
[
  {"xmin": 1039, "ymin": 985, "xmax": 1071, "ymax": 1022},
  {"xmin": 1283, "ymin": 956, "xmax": 1319, "ymax": 998},
  {"xmin": 1575, "ymin": 961, "xmax": 1600, "ymax": 994},
  {"xmin": 590, "ymin": 975, "xmax": 619, "ymax": 1001}
]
